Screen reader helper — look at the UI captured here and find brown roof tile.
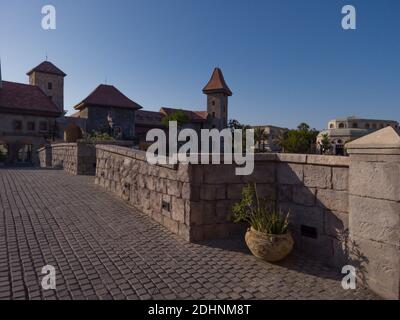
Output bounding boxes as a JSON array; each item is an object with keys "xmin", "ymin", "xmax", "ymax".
[
  {"xmin": 0, "ymin": 81, "xmax": 61, "ymax": 116},
  {"xmin": 74, "ymin": 84, "xmax": 143, "ymax": 111},
  {"xmin": 27, "ymin": 61, "xmax": 66, "ymax": 77},
  {"xmin": 136, "ymin": 110, "xmax": 164, "ymax": 127},
  {"xmin": 160, "ymin": 107, "xmax": 208, "ymax": 123},
  {"xmin": 202, "ymin": 68, "xmax": 232, "ymax": 96}
]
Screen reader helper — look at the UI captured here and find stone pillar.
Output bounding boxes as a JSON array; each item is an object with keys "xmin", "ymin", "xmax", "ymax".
[{"xmin": 347, "ymin": 127, "xmax": 400, "ymax": 299}]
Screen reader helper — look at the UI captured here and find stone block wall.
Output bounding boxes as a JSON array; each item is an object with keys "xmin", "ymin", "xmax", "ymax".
[
  {"xmin": 38, "ymin": 146, "xmax": 52, "ymax": 168},
  {"xmin": 188, "ymin": 154, "xmax": 350, "ymax": 267},
  {"xmin": 95, "ymin": 145, "xmax": 193, "ymax": 241},
  {"xmin": 39, "ymin": 141, "xmax": 135, "ymax": 175},
  {"xmin": 94, "ymin": 146, "xmax": 350, "ymax": 267}
]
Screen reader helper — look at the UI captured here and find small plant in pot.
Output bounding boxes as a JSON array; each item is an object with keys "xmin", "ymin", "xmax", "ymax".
[{"xmin": 232, "ymin": 183, "xmax": 294, "ymax": 262}]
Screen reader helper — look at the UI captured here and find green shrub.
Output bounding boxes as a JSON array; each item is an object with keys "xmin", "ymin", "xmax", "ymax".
[{"xmin": 232, "ymin": 183, "xmax": 290, "ymax": 235}]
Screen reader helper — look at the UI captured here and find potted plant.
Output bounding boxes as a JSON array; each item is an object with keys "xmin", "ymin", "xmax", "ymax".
[{"xmin": 232, "ymin": 183, "xmax": 293, "ymax": 262}]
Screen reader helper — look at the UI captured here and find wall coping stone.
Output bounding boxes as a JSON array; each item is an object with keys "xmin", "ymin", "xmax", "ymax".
[{"xmin": 347, "ymin": 127, "xmax": 400, "ymax": 154}]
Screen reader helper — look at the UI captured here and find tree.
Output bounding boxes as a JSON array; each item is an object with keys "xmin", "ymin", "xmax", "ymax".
[
  {"xmin": 161, "ymin": 110, "xmax": 189, "ymax": 128},
  {"xmin": 297, "ymin": 123, "xmax": 310, "ymax": 132},
  {"xmin": 254, "ymin": 127, "xmax": 268, "ymax": 152},
  {"xmin": 320, "ymin": 133, "xmax": 332, "ymax": 154},
  {"xmin": 228, "ymin": 119, "xmax": 244, "ymax": 130},
  {"xmin": 276, "ymin": 123, "xmax": 319, "ymax": 154}
]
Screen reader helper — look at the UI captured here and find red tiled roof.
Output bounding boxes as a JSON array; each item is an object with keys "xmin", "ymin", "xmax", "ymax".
[
  {"xmin": 74, "ymin": 84, "xmax": 143, "ymax": 111},
  {"xmin": 160, "ymin": 107, "xmax": 208, "ymax": 123},
  {"xmin": 26, "ymin": 61, "xmax": 66, "ymax": 77},
  {"xmin": 202, "ymin": 68, "xmax": 232, "ymax": 96},
  {"xmin": 0, "ymin": 81, "xmax": 61, "ymax": 116}
]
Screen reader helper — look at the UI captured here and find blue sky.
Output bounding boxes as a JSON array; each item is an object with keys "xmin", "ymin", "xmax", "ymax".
[{"xmin": 0, "ymin": 0, "xmax": 399, "ymax": 130}]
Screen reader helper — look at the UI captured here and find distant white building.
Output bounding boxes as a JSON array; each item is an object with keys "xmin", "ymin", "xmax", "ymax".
[{"xmin": 317, "ymin": 116, "xmax": 399, "ymax": 155}]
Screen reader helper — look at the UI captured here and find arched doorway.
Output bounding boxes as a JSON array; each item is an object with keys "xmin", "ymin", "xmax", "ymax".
[{"xmin": 64, "ymin": 124, "xmax": 83, "ymax": 142}]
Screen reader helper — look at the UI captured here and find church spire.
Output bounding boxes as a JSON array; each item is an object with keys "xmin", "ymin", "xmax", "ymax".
[{"xmin": 202, "ymin": 67, "xmax": 232, "ymax": 96}]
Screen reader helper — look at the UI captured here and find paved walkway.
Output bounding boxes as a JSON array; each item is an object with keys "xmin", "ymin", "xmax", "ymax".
[{"xmin": 0, "ymin": 168, "xmax": 377, "ymax": 300}]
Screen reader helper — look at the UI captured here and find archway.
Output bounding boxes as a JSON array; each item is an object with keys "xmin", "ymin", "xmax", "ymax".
[{"xmin": 64, "ymin": 124, "xmax": 83, "ymax": 143}]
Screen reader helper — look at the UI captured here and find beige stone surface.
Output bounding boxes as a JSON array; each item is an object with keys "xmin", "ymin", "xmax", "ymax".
[
  {"xmin": 292, "ymin": 186, "xmax": 316, "ymax": 207},
  {"xmin": 277, "ymin": 163, "xmax": 303, "ymax": 185},
  {"xmin": 304, "ymin": 165, "xmax": 331, "ymax": 189},
  {"xmin": 349, "ymin": 161, "xmax": 400, "ymax": 201},
  {"xmin": 349, "ymin": 195, "xmax": 399, "ymax": 246},
  {"xmin": 316, "ymin": 189, "xmax": 348, "ymax": 213},
  {"xmin": 349, "ymin": 236, "xmax": 399, "ymax": 300},
  {"xmin": 332, "ymin": 167, "xmax": 349, "ymax": 191}
]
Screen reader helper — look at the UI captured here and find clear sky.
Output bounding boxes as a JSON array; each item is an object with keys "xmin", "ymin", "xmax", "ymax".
[{"xmin": 0, "ymin": 0, "xmax": 399, "ymax": 130}]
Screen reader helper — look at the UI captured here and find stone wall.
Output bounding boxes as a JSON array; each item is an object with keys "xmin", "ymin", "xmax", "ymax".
[
  {"xmin": 39, "ymin": 141, "xmax": 134, "ymax": 175},
  {"xmin": 346, "ymin": 127, "xmax": 400, "ymax": 300},
  {"xmin": 38, "ymin": 146, "xmax": 52, "ymax": 168},
  {"xmin": 95, "ymin": 145, "xmax": 192, "ymax": 241},
  {"xmin": 188, "ymin": 153, "xmax": 350, "ymax": 268},
  {"xmin": 94, "ymin": 146, "xmax": 349, "ymax": 268}
]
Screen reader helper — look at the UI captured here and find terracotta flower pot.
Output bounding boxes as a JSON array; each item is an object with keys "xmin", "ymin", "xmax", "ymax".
[{"xmin": 245, "ymin": 227, "xmax": 294, "ymax": 262}]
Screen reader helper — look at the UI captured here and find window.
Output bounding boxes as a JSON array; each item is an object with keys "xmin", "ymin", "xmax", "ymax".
[
  {"xmin": 39, "ymin": 121, "xmax": 48, "ymax": 132},
  {"xmin": 27, "ymin": 121, "xmax": 35, "ymax": 131},
  {"xmin": 365, "ymin": 123, "xmax": 370, "ymax": 129},
  {"xmin": 48, "ymin": 82, "xmax": 52, "ymax": 90},
  {"xmin": 329, "ymin": 123, "xmax": 335, "ymax": 129},
  {"xmin": 212, "ymin": 101, "xmax": 215, "ymax": 106},
  {"xmin": 0, "ymin": 144, "xmax": 8, "ymax": 163},
  {"xmin": 113, "ymin": 126, "xmax": 122, "ymax": 138},
  {"xmin": 17, "ymin": 145, "xmax": 32, "ymax": 163},
  {"xmin": 338, "ymin": 123, "xmax": 345, "ymax": 128},
  {"xmin": 212, "ymin": 112, "xmax": 215, "ymax": 118},
  {"xmin": 352, "ymin": 123, "xmax": 358, "ymax": 128},
  {"xmin": 13, "ymin": 120, "xmax": 22, "ymax": 131}
]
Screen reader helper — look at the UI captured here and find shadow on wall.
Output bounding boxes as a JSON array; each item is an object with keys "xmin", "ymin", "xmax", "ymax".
[{"xmin": 198, "ymin": 160, "xmax": 369, "ymax": 283}]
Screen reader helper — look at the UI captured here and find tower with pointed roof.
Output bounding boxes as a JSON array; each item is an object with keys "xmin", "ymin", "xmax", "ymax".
[
  {"xmin": 203, "ymin": 68, "xmax": 232, "ymax": 130},
  {"xmin": 27, "ymin": 61, "xmax": 66, "ymax": 114}
]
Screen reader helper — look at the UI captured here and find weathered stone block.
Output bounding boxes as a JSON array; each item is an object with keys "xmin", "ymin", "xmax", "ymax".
[
  {"xmin": 279, "ymin": 202, "xmax": 325, "ymax": 235},
  {"xmin": 316, "ymin": 189, "xmax": 348, "ymax": 213},
  {"xmin": 349, "ymin": 236, "xmax": 399, "ymax": 299},
  {"xmin": 278, "ymin": 184, "xmax": 292, "ymax": 202},
  {"xmin": 182, "ymin": 183, "xmax": 200, "ymax": 201},
  {"xmin": 277, "ymin": 163, "xmax": 303, "ymax": 185},
  {"xmin": 166, "ymin": 180, "xmax": 182, "ymax": 197},
  {"xmin": 241, "ymin": 163, "xmax": 276, "ymax": 183},
  {"xmin": 200, "ymin": 184, "xmax": 226, "ymax": 200},
  {"xmin": 349, "ymin": 195, "xmax": 399, "ymax": 246},
  {"xmin": 324, "ymin": 210, "xmax": 349, "ymax": 238},
  {"xmin": 216, "ymin": 200, "xmax": 236, "ymax": 223},
  {"xmin": 332, "ymin": 167, "xmax": 349, "ymax": 191},
  {"xmin": 171, "ymin": 197, "xmax": 185, "ymax": 223},
  {"xmin": 349, "ymin": 161, "xmax": 400, "ymax": 202},
  {"xmin": 304, "ymin": 165, "xmax": 331, "ymax": 189},
  {"xmin": 292, "ymin": 186, "xmax": 316, "ymax": 206},
  {"xmin": 203, "ymin": 165, "xmax": 241, "ymax": 184},
  {"xmin": 163, "ymin": 215, "xmax": 179, "ymax": 235},
  {"xmin": 178, "ymin": 222, "xmax": 190, "ymax": 241},
  {"xmin": 185, "ymin": 201, "xmax": 203, "ymax": 225},
  {"xmin": 227, "ymin": 184, "xmax": 246, "ymax": 200}
]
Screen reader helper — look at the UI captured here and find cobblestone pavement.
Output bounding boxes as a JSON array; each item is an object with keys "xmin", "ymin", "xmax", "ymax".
[{"xmin": 0, "ymin": 168, "xmax": 378, "ymax": 300}]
